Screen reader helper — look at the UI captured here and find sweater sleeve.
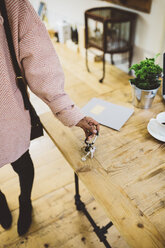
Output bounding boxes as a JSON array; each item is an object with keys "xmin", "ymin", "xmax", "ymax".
[{"xmin": 18, "ymin": 0, "xmax": 84, "ymax": 127}]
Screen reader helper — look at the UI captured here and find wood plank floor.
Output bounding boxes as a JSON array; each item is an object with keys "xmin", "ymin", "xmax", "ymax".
[{"xmin": 0, "ymin": 43, "xmax": 131, "ymax": 248}]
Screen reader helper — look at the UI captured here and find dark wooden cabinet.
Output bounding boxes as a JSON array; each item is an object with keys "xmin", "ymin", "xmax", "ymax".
[
  {"xmin": 100, "ymin": 0, "xmax": 152, "ymax": 13},
  {"xmin": 85, "ymin": 7, "xmax": 137, "ymax": 82}
]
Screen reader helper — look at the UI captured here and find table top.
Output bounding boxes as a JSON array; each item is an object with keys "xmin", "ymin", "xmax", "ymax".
[{"xmin": 40, "ymin": 70, "xmax": 165, "ymax": 248}]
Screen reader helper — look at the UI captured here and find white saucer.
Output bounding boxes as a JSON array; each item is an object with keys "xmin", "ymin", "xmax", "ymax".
[{"xmin": 147, "ymin": 119, "xmax": 165, "ymax": 142}]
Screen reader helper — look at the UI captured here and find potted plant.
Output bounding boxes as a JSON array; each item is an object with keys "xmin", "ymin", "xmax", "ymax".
[{"xmin": 129, "ymin": 53, "xmax": 162, "ymax": 109}]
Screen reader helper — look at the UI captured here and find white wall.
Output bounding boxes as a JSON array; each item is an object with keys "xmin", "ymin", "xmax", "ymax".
[{"xmin": 30, "ymin": 0, "xmax": 165, "ymax": 71}]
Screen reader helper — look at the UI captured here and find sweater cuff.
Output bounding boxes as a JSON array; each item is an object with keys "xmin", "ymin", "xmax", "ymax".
[{"xmin": 55, "ymin": 105, "xmax": 85, "ymax": 127}]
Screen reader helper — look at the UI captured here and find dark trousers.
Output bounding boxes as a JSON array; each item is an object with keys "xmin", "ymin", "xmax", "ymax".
[{"xmin": 10, "ymin": 150, "xmax": 34, "ymax": 202}]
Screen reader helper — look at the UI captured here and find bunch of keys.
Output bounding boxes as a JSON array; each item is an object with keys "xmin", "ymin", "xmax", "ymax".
[{"xmin": 81, "ymin": 131, "xmax": 99, "ymax": 161}]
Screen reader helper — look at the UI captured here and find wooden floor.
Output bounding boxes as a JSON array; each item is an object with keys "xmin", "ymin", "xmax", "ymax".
[{"xmin": 0, "ymin": 43, "xmax": 132, "ymax": 248}]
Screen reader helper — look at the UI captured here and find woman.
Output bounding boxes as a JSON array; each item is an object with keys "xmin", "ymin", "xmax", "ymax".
[{"xmin": 0, "ymin": 0, "xmax": 99, "ymax": 236}]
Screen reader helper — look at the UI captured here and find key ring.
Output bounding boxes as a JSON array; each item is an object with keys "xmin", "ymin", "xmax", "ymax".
[{"xmin": 81, "ymin": 131, "xmax": 99, "ymax": 161}]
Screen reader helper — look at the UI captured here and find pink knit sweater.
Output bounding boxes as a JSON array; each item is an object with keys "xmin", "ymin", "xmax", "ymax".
[{"xmin": 0, "ymin": 0, "xmax": 84, "ymax": 167}]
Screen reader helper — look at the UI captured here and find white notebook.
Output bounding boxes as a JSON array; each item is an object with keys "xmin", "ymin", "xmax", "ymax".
[{"xmin": 81, "ymin": 98, "xmax": 134, "ymax": 131}]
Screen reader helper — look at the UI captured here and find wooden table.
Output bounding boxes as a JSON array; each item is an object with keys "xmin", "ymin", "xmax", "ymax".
[{"xmin": 40, "ymin": 80, "xmax": 165, "ymax": 248}]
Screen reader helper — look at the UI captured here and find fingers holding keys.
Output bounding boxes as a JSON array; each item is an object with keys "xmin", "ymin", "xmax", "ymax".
[
  {"xmin": 86, "ymin": 121, "xmax": 98, "ymax": 140},
  {"xmin": 76, "ymin": 116, "xmax": 100, "ymax": 140},
  {"xmin": 77, "ymin": 117, "xmax": 99, "ymax": 161}
]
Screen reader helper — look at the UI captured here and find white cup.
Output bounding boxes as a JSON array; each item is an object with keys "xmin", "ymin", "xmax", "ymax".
[
  {"xmin": 150, "ymin": 112, "xmax": 165, "ymax": 136},
  {"xmin": 156, "ymin": 112, "xmax": 165, "ymax": 134}
]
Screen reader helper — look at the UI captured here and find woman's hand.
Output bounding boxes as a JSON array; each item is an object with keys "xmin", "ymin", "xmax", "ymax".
[{"xmin": 76, "ymin": 116, "xmax": 100, "ymax": 140}]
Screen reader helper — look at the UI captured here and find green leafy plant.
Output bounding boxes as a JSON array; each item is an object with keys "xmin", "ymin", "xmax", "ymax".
[{"xmin": 129, "ymin": 53, "xmax": 162, "ymax": 90}]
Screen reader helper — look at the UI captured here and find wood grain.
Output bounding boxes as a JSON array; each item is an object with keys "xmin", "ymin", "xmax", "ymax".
[
  {"xmin": 40, "ymin": 42, "xmax": 165, "ymax": 248},
  {"xmin": 40, "ymin": 111, "xmax": 165, "ymax": 248}
]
